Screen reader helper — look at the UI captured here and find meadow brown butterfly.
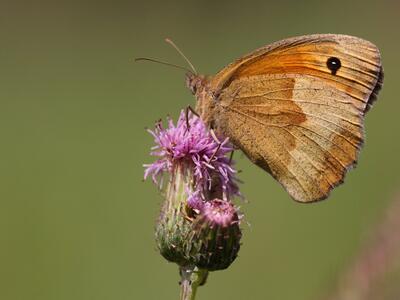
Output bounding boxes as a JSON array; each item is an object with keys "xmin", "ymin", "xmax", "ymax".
[{"xmin": 140, "ymin": 34, "xmax": 383, "ymax": 203}]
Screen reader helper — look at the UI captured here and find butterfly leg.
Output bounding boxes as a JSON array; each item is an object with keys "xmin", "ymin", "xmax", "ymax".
[
  {"xmin": 231, "ymin": 86, "xmax": 242, "ymax": 100},
  {"xmin": 229, "ymin": 150, "xmax": 234, "ymax": 164},
  {"xmin": 185, "ymin": 105, "xmax": 200, "ymax": 132},
  {"xmin": 187, "ymin": 105, "xmax": 200, "ymax": 117},
  {"xmin": 209, "ymin": 129, "xmax": 223, "ymax": 162}
]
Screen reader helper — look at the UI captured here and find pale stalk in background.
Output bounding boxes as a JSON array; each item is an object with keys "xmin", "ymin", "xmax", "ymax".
[{"xmin": 325, "ymin": 192, "xmax": 400, "ymax": 300}]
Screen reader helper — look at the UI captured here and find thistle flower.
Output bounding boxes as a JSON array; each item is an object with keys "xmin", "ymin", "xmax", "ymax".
[
  {"xmin": 144, "ymin": 110, "xmax": 240, "ymax": 202},
  {"xmin": 144, "ymin": 110, "xmax": 243, "ymax": 300}
]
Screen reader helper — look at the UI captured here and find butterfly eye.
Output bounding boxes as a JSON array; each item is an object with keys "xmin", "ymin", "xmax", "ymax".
[{"xmin": 326, "ymin": 57, "xmax": 341, "ymax": 75}]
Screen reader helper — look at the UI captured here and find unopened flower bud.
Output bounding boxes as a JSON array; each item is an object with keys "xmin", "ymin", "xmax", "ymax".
[{"xmin": 189, "ymin": 199, "xmax": 241, "ymax": 271}]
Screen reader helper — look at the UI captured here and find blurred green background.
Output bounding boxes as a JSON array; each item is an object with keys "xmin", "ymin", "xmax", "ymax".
[{"xmin": 1, "ymin": 0, "xmax": 399, "ymax": 299}]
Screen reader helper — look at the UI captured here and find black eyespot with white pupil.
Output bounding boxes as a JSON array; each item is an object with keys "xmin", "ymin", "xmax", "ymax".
[{"xmin": 326, "ymin": 57, "xmax": 341, "ymax": 75}]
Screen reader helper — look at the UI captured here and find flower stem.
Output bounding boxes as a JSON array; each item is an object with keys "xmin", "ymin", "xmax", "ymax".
[{"xmin": 179, "ymin": 266, "xmax": 208, "ymax": 300}]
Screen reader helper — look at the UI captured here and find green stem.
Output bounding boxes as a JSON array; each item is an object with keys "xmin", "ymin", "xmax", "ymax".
[{"xmin": 179, "ymin": 266, "xmax": 208, "ymax": 300}]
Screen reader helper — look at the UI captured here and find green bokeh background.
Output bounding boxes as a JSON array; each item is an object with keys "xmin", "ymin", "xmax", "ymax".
[{"xmin": 1, "ymin": 1, "xmax": 399, "ymax": 299}]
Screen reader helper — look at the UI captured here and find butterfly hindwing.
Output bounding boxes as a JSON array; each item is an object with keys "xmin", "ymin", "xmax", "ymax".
[{"xmin": 208, "ymin": 34, "xmax": 382, "ymax": 202}]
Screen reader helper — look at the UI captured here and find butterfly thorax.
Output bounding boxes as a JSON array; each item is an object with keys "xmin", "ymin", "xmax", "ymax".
[{"xmin": 185, "ymin": 73, "xmax": 216, "ymax": 126}]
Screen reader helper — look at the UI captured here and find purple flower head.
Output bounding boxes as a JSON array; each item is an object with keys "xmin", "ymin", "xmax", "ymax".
[
  {"xmin": 144, "ymin": 110, "xmax": 240, "ymax": 202},
  {"xmin": 201, "ymin": 199, "xmax": 239, "ymax": 227}
]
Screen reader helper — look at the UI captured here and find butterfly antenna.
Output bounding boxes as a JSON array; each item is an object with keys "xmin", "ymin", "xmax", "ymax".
[
  {"xmin": 165, "ymin": 38, "xmax": 198, "ymax": 75},
  {"xmin": 134, "ymin": 57, "xmax": 193, "ymax": 73}
]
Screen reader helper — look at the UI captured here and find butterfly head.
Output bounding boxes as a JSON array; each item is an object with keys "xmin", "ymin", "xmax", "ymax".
[
  {"xmin": 185, "ymin": 73, "xmax": 207, "ymax": 95},
  {"xmin": 185, "ymin": 72, "xmax": 215, "ymax": 125}
]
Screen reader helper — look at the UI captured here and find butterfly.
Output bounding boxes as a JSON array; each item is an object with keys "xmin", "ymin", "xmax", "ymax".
[{"xmin": 140, "ymin": 34, "xmax": 383, "ymax": 203}]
